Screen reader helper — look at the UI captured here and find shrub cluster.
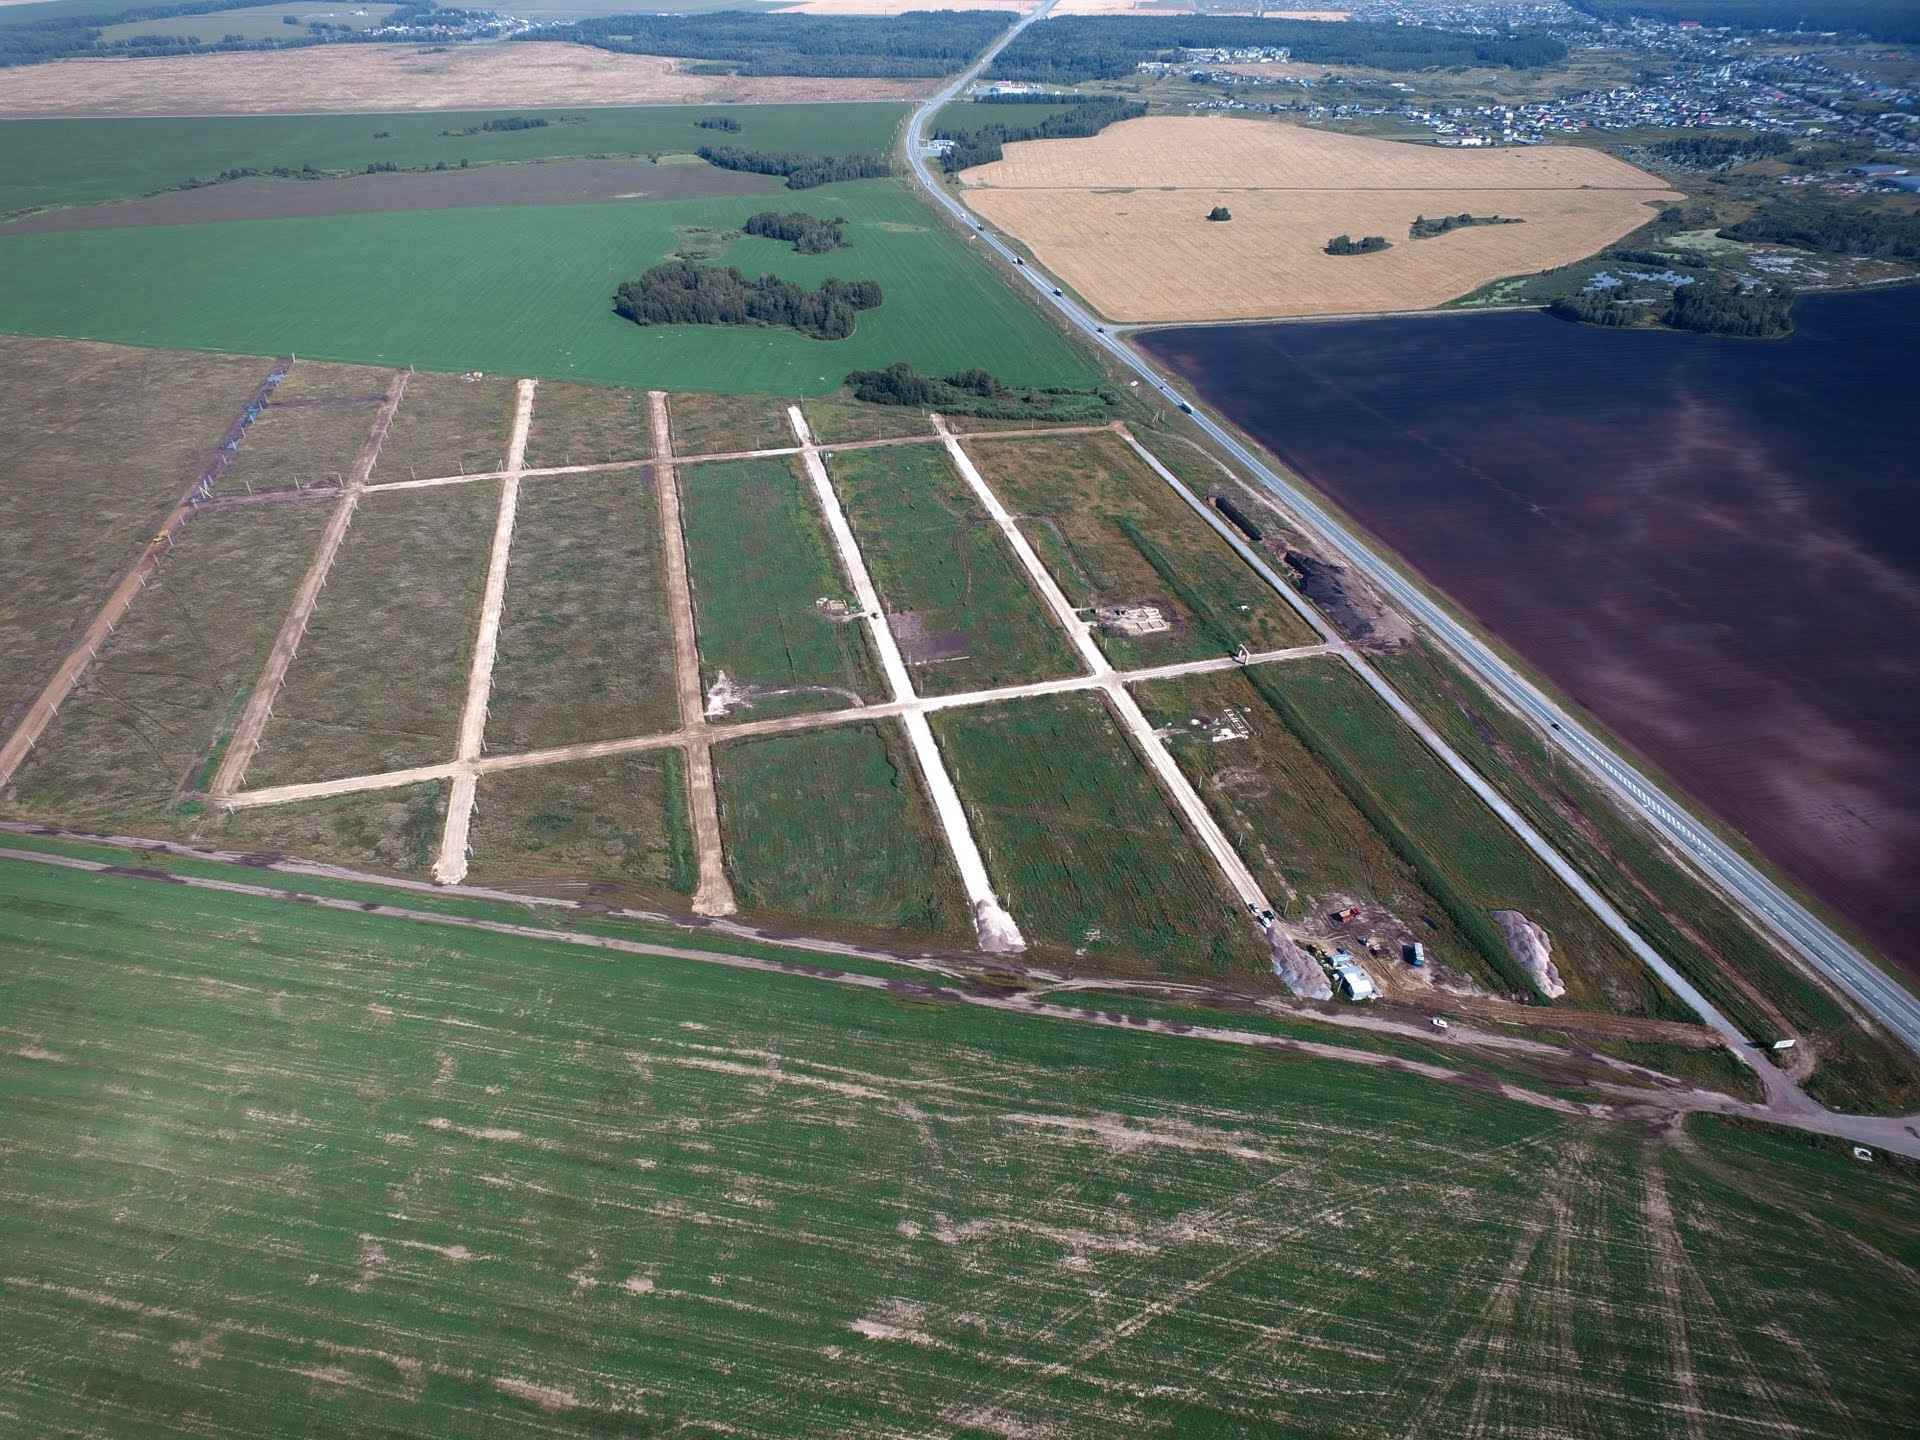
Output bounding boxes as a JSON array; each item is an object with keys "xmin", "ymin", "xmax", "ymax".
[
  {"xmin": 697, "ymin": 146, "xmax": 891, "ymax": 190},
  {"xmin": 614, "ymin": 262, "xmax": 881, "ymax": 341},
  {"xmin": 696, "ymin": 116, "xmax": 742, "ymax": 132},
  {"xmin": 742, "ymin": 211, "xmax": 848, "ymax": 254}
]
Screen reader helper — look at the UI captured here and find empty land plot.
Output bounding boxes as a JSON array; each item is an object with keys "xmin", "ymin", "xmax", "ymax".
[
  {"xmin": 485, "ymin": 471, "xmax": 680, "ymax": 751},
  {"xmin": 0, "ymin": 43, "xmax": 939, "ymax": 118},
  {"xmin": 668, "ymin": 391, "xmax": 794, "ymax": 457},
  {"xmin": 1254, "ymin": 658, "xmax": 1675, "ymax": 1013},
  {"xmin": 375, "ymin": 369, "xmax": 518, "ymax": 482},
  {"xmin": 223, "ymin": 360, "xmax": 398, "ymax": 494},
  {"xmin": 961, "ymin": 116, "xmax": 1677, "ymax": 321},
  {"xmin": 713, "ymin": 722, "xmax": 971, "ymax": 940},
  {"xmin": 96, "ymin": 2, "xmax": 400, "ymax": 43},
  {"xmin": 466, "ymin": 751, "xmax": 694, "ymax": 903},
  {"xmin": 829, "ymin": 444, "xmax": 1082, "ymax": 696},
  {"xmin": 12, "ymin": 854, "xmax": 1920, "ymax": 1435},
  {"xmin": 249, "ymin": 483, "xmax": 497, "ymax": 786},
  {"xmin": 935, "ymin": 691, "xmax": 1265, "ymax": 975},
  {"xmin": 680, "ymin": 457, "xmax": 883, "ymax": 722},
  {"xmin": 966, "ymin": 430, "xmax": 1317, "ymax": 667},
  {"xmin": 798, "ymin": 393, "xmax": 937, "ymax": 444},
  {"xmin": 0, "ymin": 502, "xmax": 333, "ymax": 829},
  {"xmin": 0, "ymin": 336, "xmax": 269, "ymax": 725},
  {"xmin": 520, "ymin": 380, "xmax": 653, "ymax": 471},
  {"xmin": 209, "ymin": 780, "xmax": 448, "ymax": 875}
]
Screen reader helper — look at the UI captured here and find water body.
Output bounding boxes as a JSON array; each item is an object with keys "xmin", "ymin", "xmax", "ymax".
[{"xmin": 1139, "ymin": 289, "xmax": 1920, "ymax": 975}]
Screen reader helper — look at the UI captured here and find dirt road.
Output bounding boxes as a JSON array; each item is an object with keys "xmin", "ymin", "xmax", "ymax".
[
  {"xmin": 434, "ymin": 378, "xmax": 536, "ymax": 886},
  {"xmin": 651, "ymin": 391, "xmax": 736, "ymax": 918},
  {"xmin": 209, "ymin": 369, "xmax": 409, "ymax": 800}
]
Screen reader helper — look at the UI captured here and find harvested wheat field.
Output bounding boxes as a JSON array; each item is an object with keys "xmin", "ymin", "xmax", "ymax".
[
  {"xmin": 962, "ymin": 116, "xmax": 1677, "ymax": 321},
  {"xmin": 0, "ymin": 42, "xmax": 937, "ymax": 117}
]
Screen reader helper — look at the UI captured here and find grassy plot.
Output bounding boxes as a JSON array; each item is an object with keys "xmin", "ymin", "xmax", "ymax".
[
  {"xmin": 99, "ymin": 2, "xmax": 399, "ymax": 42},
  {"xmin": 223, "ymin": 358, "xmax": 395, "ymax": 493},
  {"xmin": 1, "ymin": 501, "xmax": 332, "ymax": 827},
  {"xmin": 935, "ymin": 691, "xmax": 1265, "ymax": 976},
  {"xmin": 251, "ymin": 482, "xmax": 497, "ymax": 785},
  {"xmin": 468, "ymin": 751, "xmax": 694, "ymax": 904},
  {"xmin": 485, "ymin": 471, "xmax": 679, "ymax": 751},
  {"xmin": 0, "ymin": 180, "xmax": 1101, "ymax": 397},
  {"xmin": 680, "ymin": 457, "xmax": 883, "ymax": 722},
  {"xmin": 714, "ymin": 722, "xmax": 970, "ymax": 941},
  {"xmin": 799, "ymin": 392, "xmax": 936, "ymax": 444},
  {"xmin": 1252, "ymin": 658, "xmax": 1673, "ymax": 1013},
  {"xmin": 520, "ymin": 379, "xmax": 651, "ymax": 471},
  {"xmin": 377, "ymin": 369, "xmax": 519, "ymax": 482},
  {"xmin": 6, "ymin": 857, "xmax": 1913, "ymax": 1437},
  {"xmin": 829, "ymin": 443, "xmax": 1081, "ymax": 696},
  {"xmin": 0, "ymin": 103, "xmax": 910, "ymax": 214},
  {"xmin": 967, "ymin": 430, "xmax": 1317, "ymax": 668},
  {"xmin": 1379, "ymin": 639, "xmax": 1920, "ymax": 1112},
  {"xmin": 668, "ymin": 391, "xmax": 795, "ymax": 456},
  {"xmin": 0, "ymin": 336, "xmax": 269, "ymax": 720},
  {"xmin": 211, "ymin": 780, "xmax": 448, "ymax": 876}
]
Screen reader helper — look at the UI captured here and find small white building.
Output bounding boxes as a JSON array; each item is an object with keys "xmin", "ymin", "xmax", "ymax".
[{"xmin": 1328, "ymin": 952, "xmax": 1380, "ymax": 1003}]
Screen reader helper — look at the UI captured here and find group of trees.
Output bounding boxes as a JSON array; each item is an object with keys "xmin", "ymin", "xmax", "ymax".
[
  {"xmin": 1721, "ymin": 201, "xmax": 1920, "ymax": 262},
  {"xmin": 845, "ymin": 362, "xmax": 1111, "ymax": 422},
  {"xmin": 1550, "ymin": 279, "xmax": 1795, "ymax": 338},
  {"xmin": 934, "ymin": 96, "xmax": 1146, "ymax": 173},
  {"xmin": 1409, "ymin": 213, "xmax": 1522, "ymax": 239},
  {"xmin": 440, "ymin": 116, "xmax": 549, "ymax": 137},
  {"xmin": 613, "ymin": 262, "xmax": 881, "ymax": 342},
  {"xmin": 1326, "ymin": 234, "xmax": 1391, "ymax": 255},
  {"xmin": 1645, "ymin": 133, "xmax": 1794, "ymax": 169},
  {"xmin": 521, "ymin": 12, "xmax": 1012, "ymax": 78},
  {"xmin": 695, "ymin": 116, "xmax": 741, "ymax": 133},
  {"xmin": 987, "ymin": 16, "xmax": 1567, "ymax": 85},
  {"xmin": 697, "ymin": 146, "xmax": 891, "ymax": 191},
  {"xmin": 1207, "ymin": 206, "xmax": 1232, "ymax": 222},
  {"xmin": 742, "ymin": 211, "xmax": 847, "ymax": 254},
  {"xmin": 1570, "ymin": 0, "xmax": 1920, "ymax": 45}
]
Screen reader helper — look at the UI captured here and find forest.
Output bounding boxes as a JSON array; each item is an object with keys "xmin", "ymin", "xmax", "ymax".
[
  {"xmin": 0, "ymin": 0, "xmax": 488, "ymax": 66},
  {"xmin": 522, "ymin": 11, "xmax": 1012, "ymax": 78},
  {"xmin": 935, "ymin": 97, "xmax": 1147, "ymax": 173},
  {"xmin": 1722, "ymin": 202, "xmax": 1920, "ymax": 261},
  {"xmin": 1644, "ymin": 133, "xmax": 1794, "ymax": 168},
  {"xmin": 1571, "ymin": 0, "xmax": 1920, "ymax": 44},
  {"xmin": 987, "ymin": 17, "xmax": 1567, "ymax": 85},
  {"xmin": 698, "ymin": 147, "xmax": 891, "ymax": 191},
  {"xmin": 614, "ymin": 263, "xmax": 882, "ymax": 342},
  {"xmin": 742, "ymin": 211, "xmax": 847, "ymax": 254},
  {"xmin": 1550, "ymin": 279, "xmax": 1795, "ymax": 337}
]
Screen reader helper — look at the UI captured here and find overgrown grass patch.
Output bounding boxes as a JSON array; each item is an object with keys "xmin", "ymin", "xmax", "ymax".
[
  {"xmin": 521, "ymin": 380, "xmax": 652, "ymax": 471},
  {"xmin": 212, "ymin": 780, "xmax": 448, "ymax": 876},
  {"xmin": 668, "ymin": 391, "xmax": 793, "ymax": 455},
  {"xmin": 377, "ymin": 369, "xmax": 518, "ymax": 482}
]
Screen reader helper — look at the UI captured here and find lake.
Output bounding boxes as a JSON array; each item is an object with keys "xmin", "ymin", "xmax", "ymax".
[{"xmin": 1138, "ymin": 288, "xmax": 1920, "ymax": 976}]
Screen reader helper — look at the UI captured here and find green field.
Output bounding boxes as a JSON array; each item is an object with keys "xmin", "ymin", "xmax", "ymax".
[
  {"xmin": 251, "ymin": 482, "xmax": 496, "ymax": 786},
  {"xmin": 713, "ymin": 722, "xmax": 970, "ymax": 939},
  {"xmin": 3, "ymin": 850, "xmax": 1914, "ymax": 1435},
  {"xmin": 935, "ymin": 691, "xmax": 1267, "ymax": 976},
  {"xmin": 930, "ymin": 98, "xmax": 1089, "ymax": 138},
  {"xmin": 0, "ymin": 179, "xmax": 1096, "ymax": 396},
  {"xmin": 1251, "ymin": 659, "xmax": 1675, "ymax": 1013},
  {"xmin": 967, "ymin": 430, "xmax": 1318, "ymax": 668},
  {"xmin": 99, "ymin": 2, "xmax": 400, "ymax": 43},
  {"xmin": 468, "ymin": 750, "xmax": 694, "ymax": 903},
  {"xmin": 486, "ymin": 471, "xmax": 681, "ymax": 752},
  {"xmin": 0, "ymin": 103, "xmax": 909, "ymax": 214},
  {"xmin": 680, "ymin": 457, "xmax": 884, "ymax": 723},
  {"xmin": 828, "ymin": 442, "xmax": 1082, "ymax": 696}
]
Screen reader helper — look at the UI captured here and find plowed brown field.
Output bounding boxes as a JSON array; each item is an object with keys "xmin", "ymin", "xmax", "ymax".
[{"xmin": 961, "ymin": 116, "xmax": 1677, "ymax": 321}]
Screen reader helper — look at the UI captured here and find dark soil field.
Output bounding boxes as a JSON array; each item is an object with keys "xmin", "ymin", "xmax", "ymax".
[
  {"xmin": 0, "ymin": 158, "xmax": 781, "ymax": 234},
  {"xmin": 1140, "ymin": 288, "xmax": 1920, "ymax": 981}
]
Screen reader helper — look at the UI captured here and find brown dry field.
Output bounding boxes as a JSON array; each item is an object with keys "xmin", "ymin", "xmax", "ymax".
[
  {"xmin": 0, "ymin": 42, "xmax": 937, "ymax": 117},
  {"xmin": 962, "ymin": 116, "xmax": 1676, "ymax": 321},
  {"xmin": 0, "ymin": 160, "xmax": 779, "ymax": 235},
  {"xmin": 1052, "ymin": 1, "xmax": 1345, "ymax": 12},
  {"xmin": 775, "ymin": 0, "xmax": 1033, "ymax": 11}
]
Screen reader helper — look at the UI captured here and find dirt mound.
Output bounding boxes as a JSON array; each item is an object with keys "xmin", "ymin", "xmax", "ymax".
[
  {"xmin": 1270, "ymin": 931, "xmax": 1332, "ymax": 1000},
  {"xmin": 1494, "ymin": 910, "xmax": 1566, "ymax": 1000}
]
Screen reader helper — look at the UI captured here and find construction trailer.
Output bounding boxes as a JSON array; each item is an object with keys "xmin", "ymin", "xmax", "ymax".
[{"xmin": 1328, "ymin": 952, "xmax": 1380, "ymax": 1003}]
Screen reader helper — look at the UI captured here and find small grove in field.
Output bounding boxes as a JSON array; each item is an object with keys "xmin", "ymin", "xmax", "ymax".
[{"xmin": 614, "ymin": 262, "xmax": 883, "ymax": 342}]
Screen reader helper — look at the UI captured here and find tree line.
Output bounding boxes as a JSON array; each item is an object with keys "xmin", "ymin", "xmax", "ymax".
[
  {"xmin": 1550, "ymin": 279, "xmax": 1795, "ymax": 338},
  {"xmin": 845, "ymin": 362, "xmax": 1110, "ymax": 422},
  {"xmin": 519, "ymin": 11, "xmax": 1012, "ymax": 79},
  {"xmin": 742, "ymin": 211, "xmax": 848, "ymax": 254},
  {"xmin": 987, "ymin": 16, "xmax": 1568, "ymax": 85},
  {"xmin": 697, "ymin": 147, "xmax": 891, "ymax": 191},
  {"xmin": 1410, "ymin": 213, "xmax": 1522, "ymax": 239},
  {"xmin": 1721, "ymin": 201, "xmax": 1920, "ymax": 262},
  {"xmin": 935, "ymin": 97, "xmax": 1147, "ymax": 173},
  {"xmin": 614, "ymin": 262, "xmax": 882, "ymax": 342}
]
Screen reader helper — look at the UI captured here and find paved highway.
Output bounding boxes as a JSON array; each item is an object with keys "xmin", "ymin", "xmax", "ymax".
[{"xmin": 905, "ymin": 4, "xmax": 1920, "ymax": 1062}]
